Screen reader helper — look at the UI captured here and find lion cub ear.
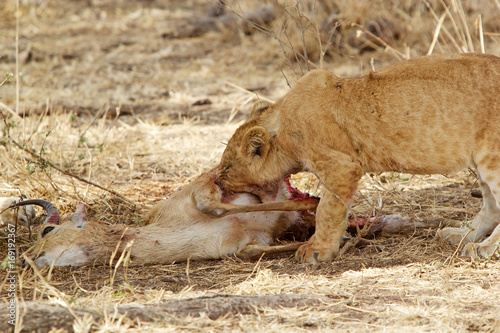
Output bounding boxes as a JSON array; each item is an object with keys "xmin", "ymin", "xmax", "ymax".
[
  {"xmin": 241, "ymin": 126, "xmax": 271, "ymax": 163},
  {"xmin": 249, "ymin": 100, "xmax": 273, "ymax": 120}
]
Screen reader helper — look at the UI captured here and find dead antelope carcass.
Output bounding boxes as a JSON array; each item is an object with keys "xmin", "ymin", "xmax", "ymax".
[{"xmin": 17, "ymin": 171, "xmax": 319, "ymax": 268}]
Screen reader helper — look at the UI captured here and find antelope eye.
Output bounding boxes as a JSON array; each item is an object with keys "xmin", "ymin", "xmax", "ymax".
[{"xmin": 41, "ymin": 226, "xmax": 56, "ymax": 237}]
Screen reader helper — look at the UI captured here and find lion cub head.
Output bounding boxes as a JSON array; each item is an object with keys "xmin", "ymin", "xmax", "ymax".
[{"xmin": 216, "ymin": 100, "xmax": 297, "ymax": 195}]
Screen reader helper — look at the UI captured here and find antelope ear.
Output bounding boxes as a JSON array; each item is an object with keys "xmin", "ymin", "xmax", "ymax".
[
  {"xmin": 249, "ymin": 100, "xmax": 273, "ymax": 120},
  {"xmin": 241, "ymin": 126, "xmax": 271, "ymax": 162},
  {"xmin": 71, "ymin": 203, "xmax": 88, "ymax": 228}
]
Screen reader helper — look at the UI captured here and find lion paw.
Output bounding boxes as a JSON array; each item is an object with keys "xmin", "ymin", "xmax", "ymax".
[
  {"xmin": 461, "ymin": 243, "xmax": 499, "ymax": 258},
  {"xmin": 437, "ymin": 227, "xmax": 469, "ymax": 246},
  {"xmin": 295, "ymin": 242, "xmax": 337, "ymax": 264}
]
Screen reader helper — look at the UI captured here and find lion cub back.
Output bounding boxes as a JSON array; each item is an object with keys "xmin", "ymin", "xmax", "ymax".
[{"xmin": 282, "ymin": 53, "xmax": 500, "ymax": 174}]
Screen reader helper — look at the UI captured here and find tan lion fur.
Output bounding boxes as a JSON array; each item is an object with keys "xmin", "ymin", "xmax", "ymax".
[{"xmin": 214, "ymin": 53, "xmax": 500, "ymax": 263}]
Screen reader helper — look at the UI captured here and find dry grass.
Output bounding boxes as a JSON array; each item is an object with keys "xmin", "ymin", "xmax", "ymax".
[{"xmin": 1, "ymin": 0, "xmax": 500, "ymax": 332}]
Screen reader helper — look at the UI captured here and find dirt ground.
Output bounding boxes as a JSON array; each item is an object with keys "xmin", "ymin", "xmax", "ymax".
[{"xmin": 1, "ymin": 0, "xmax": 500, "ymax": 332}]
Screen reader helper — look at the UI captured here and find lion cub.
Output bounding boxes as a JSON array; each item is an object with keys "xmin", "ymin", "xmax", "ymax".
[{"xmin": 213, "ymin": 53, "xmax": 500, "ymax": 263}]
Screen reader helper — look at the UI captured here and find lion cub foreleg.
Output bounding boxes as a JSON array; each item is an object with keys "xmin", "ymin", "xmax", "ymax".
[
  {"xmin": 296, "ymin": 155, "xmax": 362, "ymax": 263},
  {"xmin": 295, "ymin": 190, "xmax": 348, "ymax": 263}
]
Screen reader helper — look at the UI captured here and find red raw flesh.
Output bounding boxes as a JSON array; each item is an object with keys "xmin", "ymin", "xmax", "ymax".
[{"xmin": 284, "ymin": 175, "xmax": 314, "ymax": 200}]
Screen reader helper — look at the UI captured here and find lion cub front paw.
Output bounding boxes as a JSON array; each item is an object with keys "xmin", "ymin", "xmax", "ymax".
[
  {"xmin": 295, "ymin": 242, "xmax": 338, "ymax": 264},
  {"xmin": 461, "ymin": 243, "xmax": 499, "ymax": 258},
  {"xmin": 437, "ymin": 227, "xmax": 469, "ymax": 246}
]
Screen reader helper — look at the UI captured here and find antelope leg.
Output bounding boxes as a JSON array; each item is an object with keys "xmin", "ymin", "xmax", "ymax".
[
  {"xmin": 236, "ymin": 236, "xmax": 352, "ymax": 260},
  {"xmin": 236, "ymin": 242, "xmax": 306, "ymax": 260},
  {"xmin": 201, "ymin": 197, "xmax": 319, "ymax": 218}
]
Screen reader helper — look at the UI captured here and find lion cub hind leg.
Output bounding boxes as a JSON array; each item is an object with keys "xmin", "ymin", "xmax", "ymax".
[
  {"xmin": 462, "ymin": 224, "xmax": 500, "ymax": 258},
  {"xmin": 460, "ymin": 164, "xmax": 500, "ymax": 258},
  {"xmin": 438, "ymin": 177, "xmax": 499, "ymax": 245},
  {"xmin": 438, "ymin": 166, "xmax": 500, "ymax": 257}
]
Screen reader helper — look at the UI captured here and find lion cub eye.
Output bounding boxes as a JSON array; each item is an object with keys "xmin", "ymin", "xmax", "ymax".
[{"xmin": 41, "ymin": 226, "xmax": 56, "ymax": 238}]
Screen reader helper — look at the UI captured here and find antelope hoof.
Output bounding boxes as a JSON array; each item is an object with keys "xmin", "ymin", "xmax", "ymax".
[{"xmin": 236, "ymin": 245, "xmax": 265, "ymax": 261}]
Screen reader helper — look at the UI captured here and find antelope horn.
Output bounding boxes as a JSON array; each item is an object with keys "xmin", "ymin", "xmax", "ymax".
[{"xmin": 13, "ymin": 199, "xmax": 60, "ymax": 225}]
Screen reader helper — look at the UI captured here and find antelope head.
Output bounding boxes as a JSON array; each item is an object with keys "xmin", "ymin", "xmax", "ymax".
[{"xmin": 17, "ymin": 200, "xmax": 98, "ymax": 268}]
